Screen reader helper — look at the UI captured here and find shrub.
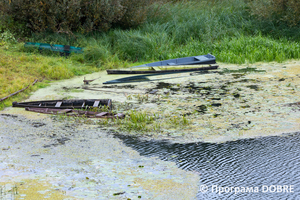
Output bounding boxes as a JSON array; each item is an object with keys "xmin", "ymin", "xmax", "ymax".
[
  {"xmin": 0, "ymin": 0, "xmax": 159, "ymax": 34},
  {"xmin": 249, "ymin": 0, "xmax": 300, "ymax": 26},
  {"xmin": 0, "ymin": 31, "xmax": 17, "ymax": 44},
  {"xmin": 113, "ymin": 0, "xmax": 157, "ymax": 29}
]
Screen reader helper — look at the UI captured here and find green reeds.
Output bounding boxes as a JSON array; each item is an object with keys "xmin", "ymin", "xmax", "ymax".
[{"xmin": 21, "ymin": 0, "xmax": 300, "ymax": 66}]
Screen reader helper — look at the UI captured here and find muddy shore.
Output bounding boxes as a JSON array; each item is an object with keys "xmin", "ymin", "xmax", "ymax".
[{"xmin": 16, "ymin": 60, "xmax": 300, "ymax": 143}]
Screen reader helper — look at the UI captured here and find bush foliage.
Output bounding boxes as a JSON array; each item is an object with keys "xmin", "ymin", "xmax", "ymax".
[
  {"xmin": 0, "ymin": 0, "xmax": 158, "ymax": 34},
  {"xmin": 249, "ymin": 0, "xmax": 300, "ymax": 26}
]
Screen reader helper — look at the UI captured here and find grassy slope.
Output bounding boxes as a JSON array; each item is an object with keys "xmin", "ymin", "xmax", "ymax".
[{"xmin": 0, "ymin": 44, "xmax": 98, "ymax": 109}]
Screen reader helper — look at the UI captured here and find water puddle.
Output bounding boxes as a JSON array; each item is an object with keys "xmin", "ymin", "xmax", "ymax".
[{"xmin": 115, "ymin": 133, "xmax": 300, "ymax": 199}]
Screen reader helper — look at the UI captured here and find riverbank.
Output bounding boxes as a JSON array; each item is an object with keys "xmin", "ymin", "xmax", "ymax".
[{"xmin": 6, "ymin": 60, "xmax": 300, "ymax": 143}]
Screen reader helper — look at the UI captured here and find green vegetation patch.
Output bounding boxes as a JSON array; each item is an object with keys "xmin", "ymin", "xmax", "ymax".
[
  {"xmin": 13, "ymin": 0, "xmax": 299, "ymax": 66},
  {"xmin": 0, "ymin": 46, "xmax": 97, "ymax": 110}
]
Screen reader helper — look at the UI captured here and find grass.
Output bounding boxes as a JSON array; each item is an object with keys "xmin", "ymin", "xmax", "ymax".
[
  {"xmin": 49, "ymin": 104, "xmax": 192, "ymax": 135},
  {"xmin": 0, "ymin": 43, "xmax": 98, "ymax": 110},
  {"xmin": 15, "ymin": 0, "xmax": 299, "ymax": 66},
  {"xmin": 97, "ymin": 104, "xmax": 192, "ymax": 135},
  {"xmin": 87, "ymin": 97, "xmax": 193, "ymax": 134},
  {"xmin": 118, "ymin": 110, "xmax": 191, "ymax": 135}
]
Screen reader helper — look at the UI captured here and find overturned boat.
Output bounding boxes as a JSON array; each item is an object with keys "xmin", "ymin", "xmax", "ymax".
[
  {"xmin": 107, "ymin": 54, "xmax": 217, "ymax": 75},
  {"xmin": 12, "ymin": 99, "xmax": 112, "ymax": 110}
]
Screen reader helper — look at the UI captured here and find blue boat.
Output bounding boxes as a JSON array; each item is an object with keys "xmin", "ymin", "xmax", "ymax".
[
  {"xmin": 107, "ymin": 54, "xmax": 217, "ymax": 74},
  {"xmin": 131, "ymin": 54, "xmax": 216, "ymax": 68}
]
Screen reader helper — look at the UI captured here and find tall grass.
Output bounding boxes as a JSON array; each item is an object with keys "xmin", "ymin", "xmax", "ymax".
[
  {"xmin": 19, "ymin": 0, "xmax": 299, "ymax": 66},
  {"xmin": 112, "ymin": 29, "xmax": 173, "ymax": 61},
  {"xmin": 144, "ymin": 0, "xmax": 249, "ymax": 44},
  {"xmin": 181, "ymin": 34, "xmax": 300, "ymax": 63}
]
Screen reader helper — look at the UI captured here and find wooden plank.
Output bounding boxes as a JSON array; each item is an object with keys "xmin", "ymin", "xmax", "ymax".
[
  {"xmin": 93, "ymin": 100, "xmax": 100, "ymax": 107},
  {"xmin": 55, "ymin": 101, "xmax": 62, "ymax": 108},
  {"xmin": 107, "ymin": 99, "xmax": 112, "ymax": 108},
  {"xmin": 95, "ymin": 112, "xmax": 108, "ymax": 117},
  {"xmin": 58, "ymin": 109, "xmax": 73, "ymax": 114}
]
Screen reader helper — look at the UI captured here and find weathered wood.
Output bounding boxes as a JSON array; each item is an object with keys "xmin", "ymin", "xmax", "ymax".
[{"xmin": 13, "ymin": 99, "xmax": 112, "ymax": 110}]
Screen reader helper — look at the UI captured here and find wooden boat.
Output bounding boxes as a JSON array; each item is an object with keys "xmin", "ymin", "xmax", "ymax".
[
  {"xmin": 107, "ymin": 65, "xmax": 219, "ymax": 75},
  {"xmin": 24, "ymin": 42, "xmax": 83, "ymax": 56},
  {"xmin": 24, "ymin": 107, "xmax": 124, "ymax": 119},
  {"xmin": 103, "ymin": 69, "xmax": 217, "ymax": 84},
  {"xmin": 132, "ymin": 54, "xmax": 216, "ymax": 68},
  {"xmin": 107, "ymin": 54, "xmax": 216, "ymax": 75},
  {"xmin": 12, "ymin": 99, "xmax": 112, "ymax": 110}
]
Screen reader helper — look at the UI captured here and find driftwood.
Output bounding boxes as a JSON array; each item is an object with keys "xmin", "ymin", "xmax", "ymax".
[
  {"xmin": 83, "ymin": 76, "xmax": 101, "ymax": 85},
  {"xmin": 0, "ymin": 79, "xmax": 38, "ymax": 102}
]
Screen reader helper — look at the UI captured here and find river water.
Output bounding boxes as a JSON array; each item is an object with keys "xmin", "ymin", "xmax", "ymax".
[{"xmin": 116, "ymin": 132, "xmax": 300, "ymax": 199}]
